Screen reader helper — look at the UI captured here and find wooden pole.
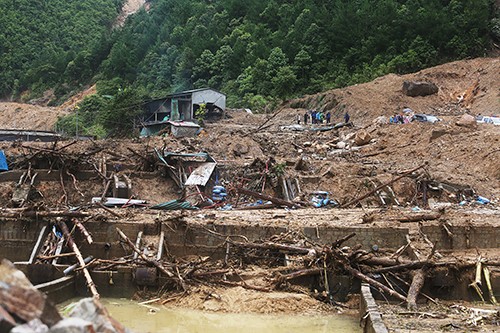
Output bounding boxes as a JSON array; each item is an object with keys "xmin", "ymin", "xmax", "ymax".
[
  {"xmin": 58, "ymin": 221, "xmax": 99, "ymax": 299},
  {"xmin": 73, "ymin": 218, "xmax": 93, "ymax": 244}
]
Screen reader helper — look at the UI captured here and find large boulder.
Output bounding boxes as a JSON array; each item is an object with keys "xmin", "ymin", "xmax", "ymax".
[
  {"xmin": 0, "ymin": 260, "xmax": 61, "ymax": 327},
  {"xmin": 11, "ymin": 319, "xmax": 48, "ymax": 333},
  {"xmin": 49, "ymin": 318, "xmax": 94, "ymax": 333},
  {"xmin": 354, "ymin": 130, "xmax": 372, "ymax": 146},
  {"xmin": 402, "ymin": 81, "xmax": 438, "ymax": 97},
  {"xmin": 69, "ymin": 298, "xmax": 132, "ymax": 333},
  {"xmin": 456, "ymin": 114, "xmax": 477, "ymax": 128}
]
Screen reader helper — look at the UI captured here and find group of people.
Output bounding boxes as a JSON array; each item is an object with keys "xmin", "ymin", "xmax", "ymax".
[
  {"xmin": 389, "ymin": 114, "xmax": 411, "ymax": 124},
  {"xmin": 390, "ymin": 107, "xmax": 413, "ymax": 124},
  {"xmin": 298, "ymin": 110, "xmax": 350, "ymax": 125}
]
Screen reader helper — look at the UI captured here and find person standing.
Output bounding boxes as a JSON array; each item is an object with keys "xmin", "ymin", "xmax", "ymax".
[
  {"xmin": 304, "ymin": 112, "xmax": 309, "ymax": 125},
  {"xmin": 344, "ymin": 111, "xmax": 350, "ymax": 124},
  {"xmin": 326, "ymin": 112, "xmax": 331, "ymax": 124}
]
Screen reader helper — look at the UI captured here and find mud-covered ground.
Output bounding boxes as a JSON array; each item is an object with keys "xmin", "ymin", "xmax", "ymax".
[{"xmin": 0, "ymin": 58, "xmax": 498, "ymax": 329}]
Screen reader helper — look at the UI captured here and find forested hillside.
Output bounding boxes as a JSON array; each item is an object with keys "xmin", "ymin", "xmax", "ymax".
[
  {"xmin": 0, "ymin": 0, "xmax": 123, "ymax": 100},
  {"xmin": 128, "ymin": 0, "xmax": 497, "ymax": 103},
  {"xmin": 1, "ymin": 0, "xmax": 498, "ymax": 136}
]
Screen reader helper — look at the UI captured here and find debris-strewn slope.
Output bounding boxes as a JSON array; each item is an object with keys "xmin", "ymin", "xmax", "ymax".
[{"xmin": 278, "ymin": 57, "xmax": 499, "ymax": 125}]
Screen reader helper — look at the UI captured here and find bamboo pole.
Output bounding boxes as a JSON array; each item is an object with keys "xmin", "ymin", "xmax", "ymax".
[{"xmin": 58, "ymin": 221, "xmax": 99, "ymax": 299}]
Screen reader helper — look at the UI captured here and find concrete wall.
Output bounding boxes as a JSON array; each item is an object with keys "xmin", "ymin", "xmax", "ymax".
[{"xmin": 359, "ymin": 284, "xmax": 389, "ymax": 333}]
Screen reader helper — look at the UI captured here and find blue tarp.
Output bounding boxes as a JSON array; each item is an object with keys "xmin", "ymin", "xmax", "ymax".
[{"xmin": 0, "ymin": 151, "xmax": 8, "ymax": 171}]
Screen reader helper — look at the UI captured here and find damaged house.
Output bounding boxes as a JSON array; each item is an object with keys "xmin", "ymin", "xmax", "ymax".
[{"xmin": 139, "ymin": 88, "xmax": 226, "ymax": 138}]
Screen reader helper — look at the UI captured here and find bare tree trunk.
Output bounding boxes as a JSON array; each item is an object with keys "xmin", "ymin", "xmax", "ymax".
[{"xmin": 407, "ymin": 269, "xmax": 426, "ymax": 310}]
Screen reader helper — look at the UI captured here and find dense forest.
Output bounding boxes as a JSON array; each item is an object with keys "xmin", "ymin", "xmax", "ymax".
[{"xmin": 0, "ymin": 0, "xmax": 498, "ymax": 136}]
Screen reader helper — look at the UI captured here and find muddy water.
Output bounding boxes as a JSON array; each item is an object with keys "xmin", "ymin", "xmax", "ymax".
[{"xmin": 96, "ymin": 298, "xmax": 361, "ymax": 333}]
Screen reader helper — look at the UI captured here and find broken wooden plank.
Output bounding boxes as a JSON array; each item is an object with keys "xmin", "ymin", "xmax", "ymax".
[
  {"xmin": 184, "ymin": 162, "xmax": 216, "ymax": 186},
  {"xmin": 28, "ymin": 225, "xmax": 48, "ymax": 265}
]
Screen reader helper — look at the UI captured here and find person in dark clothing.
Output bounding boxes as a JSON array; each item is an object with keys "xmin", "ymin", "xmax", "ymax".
[
  {"xmin": 326, "ymin": 112, "xmax": 331, "ymax": 124},
  {"xmin": 311, "ymin": 110, "xmax": 317, "ymax": 124},
  {"xmin": 344, "ymin": 111, "xmax": 350, "ymax": 124},
  {"xmin": 304, "ymin": 112, "xmax": 309, "ymax": 125}
]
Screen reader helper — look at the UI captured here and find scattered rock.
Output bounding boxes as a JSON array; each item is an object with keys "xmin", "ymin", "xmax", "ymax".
[
  {"xmin": 336, "ymin": 141, "xmax": 347, "ymax": 149},
  {"xmin": 303, "ymin": 141, "xmax": 312, "ymax": 147},
  {"xmin": 0, "ymin": 261, "xmax": 131, "ymax": 333},
  {"xmin": 430, "ymin": 130, "xmax": 449, "ymax": 141},
  {"xmin": 294, "ymin": 157, "xmax": 309, "ymax": 171},
  {"xmin": 455, "ymin": 114, "xmax": 477, "ymax": 128},
  {"xmin": 373, "ymin": 116, "xmax": 388, "ymax": 124},
  {"xmin": 354, "ymin": 130, "xmax": 372, "ymax": 146},
  {"xmin": 232, "ymin": 143, "xmax": 249, "ymax": 156},
  {"xmin": 402, "ymin": 81, "xmax": 438, "ymax": 97}
]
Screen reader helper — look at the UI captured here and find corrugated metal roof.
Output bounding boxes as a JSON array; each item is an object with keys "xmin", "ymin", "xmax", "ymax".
[{"xmin": 148, "ymin": 87, "xmax": 226, "ymax": 102}]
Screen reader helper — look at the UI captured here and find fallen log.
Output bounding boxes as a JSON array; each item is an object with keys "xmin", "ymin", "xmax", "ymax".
[
  {"xmin": 230, "ymin": 240, "xmax": 317, "ymax": 255},
  {"xmin": 58, "ymin": 221, "xmax": 99, "ymax": 299},
  {"xmin": 371, "ymin": 261, "xmax": 425, "ymax": 273},
  {"xmin": 236, "ymin": 187, "xmax": 304, "ymax": 208},
  {"xmin": 341, "ymin": 163, "xmax": 427, "ymax": 208},
  {"xmin": 328, "ymin": 249, "xmax": 407, "ymax": 303},
  {"xmin": 95, "ymin": 202, "xmax": 123, "ymax": 218},
  {"xmin": 469, "ymin": 256, "xmax": 485, "ymax": 302},
  {"xmin": 388, "ymin": 272, "xmax": 437, "ymax": 305},
  {"xmin": 396, "ymin": 212, "xmax": 442, "ymax": 223},
  {"xmin": 37, "ymin": 252, "xmax": 76, "ymax": 261},
  {"xmin": 0, "ymin": 210, "xmax": 90, "ymax": 219},
  {"xmin": 407, "ymin": 269, "xmax": 426, "ymax": 310},
  {"xmin": 275, "ymin": 268, "xmax": 322, "ymax": 284},
  {"xmin": 73, "ymin": 218, "xmax": 93, "ymax": 244}
]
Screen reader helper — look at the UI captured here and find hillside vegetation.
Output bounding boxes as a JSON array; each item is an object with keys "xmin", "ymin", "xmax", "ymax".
[
  {"xmin": 0, "ymin": 0, "xmax": 498, "ymax": 137},
  {"xmin": 0, "ymin": 0, "xmax": 123, "ymax": 100}
]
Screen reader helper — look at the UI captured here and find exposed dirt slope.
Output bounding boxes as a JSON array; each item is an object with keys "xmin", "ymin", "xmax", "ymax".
[
  {"xmin": 114, "ymin": 0, "xmax": 147, "ymax": 27},
  {"xmin": 0, "ymin": 102, "xmax": 68, "ymax": 131},
  {"xmin": 277, "ymin": 57, "xmax": 499, "ymax": 126}
]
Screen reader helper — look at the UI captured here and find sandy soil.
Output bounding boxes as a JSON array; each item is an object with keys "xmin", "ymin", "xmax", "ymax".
[
  {"xmin": 160, "ymin": 285, "xmax": 342, "ymax": 315},
  {"xmin": 0, "ymin": 102, "xmax": 68, "ymax": 131},
  {"xmin": 379, "ymin": 301, "xmax": 499, "ymax": 333}
]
